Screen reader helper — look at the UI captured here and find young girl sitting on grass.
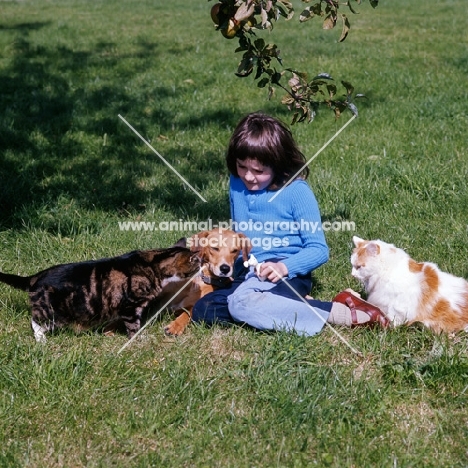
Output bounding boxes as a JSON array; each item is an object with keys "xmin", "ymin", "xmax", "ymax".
[{"xmin": 192, "ymin": 112, "xmax": 388, "ymax": 335}]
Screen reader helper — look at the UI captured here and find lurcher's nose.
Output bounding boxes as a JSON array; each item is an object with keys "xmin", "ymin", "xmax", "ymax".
[{"xmin": 219, "ymin": 264, "xmax": 231, "ymax": 276}]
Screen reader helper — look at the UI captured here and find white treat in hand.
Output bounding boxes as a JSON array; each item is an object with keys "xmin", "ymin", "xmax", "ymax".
[
  {"xmin": 243, "ymin": 253, "xmax": 258, "ymax": 268},
  {"xmin": 243, "ymin": 254, "xmax": 263, "ymax": 276}
]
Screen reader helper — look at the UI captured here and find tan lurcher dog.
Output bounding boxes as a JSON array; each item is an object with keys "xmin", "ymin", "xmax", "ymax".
[{"xmin": 164, "ymin": 229, "xmax": 251, "ymax": 336}]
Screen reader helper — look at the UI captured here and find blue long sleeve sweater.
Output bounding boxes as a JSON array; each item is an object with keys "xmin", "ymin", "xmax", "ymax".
[{"xmin": 229, "ymin": 175, "xmax": 329, "ymax": 278}]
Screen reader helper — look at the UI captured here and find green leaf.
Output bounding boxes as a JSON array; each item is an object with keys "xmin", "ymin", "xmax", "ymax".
[
  {"xmin": 276, "ymin": 1, "xmax": 295, "ymax": 20},
  {"xmin": 299, "ymin": 7, "xmax": 315, "ymax": 23},
  {"xmin": 235, "ymin": 45, "xmax": 249, "ymax": 53},
  {"xmin": 287, "ymin": 68, "xmax": 309, "ymax": 80},
  {"xmin": 260, "ymin": 8, "xmax": 270, "ymax": 28},
  {"xmin": 297, "ymin": 107, "xmax": 308, "ymax": 123},
  {"xmin": 235, "ymin": 56, "xmax": 255, "ymax": 77},
  {"xmin": 310, "ymin": 2, "xmax": 323, "ymax": 16},
  {"xmin": 339, "ymin": 14, "xmax": 351, "ymax": 42},
  {"xmin": 254, "ymin": 64, "xmax": 264, "ymax": 80},
  {"xmin": 288, "ymin": 74, "xmax": 302, "ymax": 89},
  {"xmin": 308, "ymin": 108, "xmax": 317, "ymax": 122},
  {"xmin": 271, "ymin": 72, "xmax": 282, "ymax": 85},
  {"xmin": 264, "ymin": 43, "xmax": 280, "ymax": 57},
  {"xmin": 254, "ymin": 38, "xmax": 266, "ymax": 51},
  {"xmin": 312, "ymin": 73, "xmax": 333, "ymax": 81},
  {"xmin": 347, "ymin": 2, "xmax": 359, "ymax": 14},
  {"xmin": 341, "ymin": 80, "xmax": 355, "ymax": 95},
  {"xmin": 323, "ymin": 13, "xmax": 336, "ymax": 30},
  {"xmin": 327, "ymin": 84, "xmax": 337, "ymax": 98},
  {"xmin": 281, "ymin": 95, "xmax": 295, "ymax": 106},
  {"xmin": 347, "ymin": 102, "xmax": 359, "ymax": 116},
  {"xmin": 309, "ymin": 79, "xmax": 330, "ymax": 87}
]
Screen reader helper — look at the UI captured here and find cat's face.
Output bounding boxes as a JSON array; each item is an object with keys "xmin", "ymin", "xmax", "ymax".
[
  {"xmin": 351, "ymin": 236, "xmax": 406, "ymax": 282},
  {"xmin": 351, "ymin": 236, "xmax": 390, "ymax": 282},
  {"xmin": 158, "ymin": 249, "xmax": 201, "ymax": 286}
]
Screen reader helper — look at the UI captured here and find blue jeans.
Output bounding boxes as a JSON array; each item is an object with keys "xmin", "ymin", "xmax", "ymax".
[{"xmin": 192, "ymin": 268, "xmax": 332, "ymax": 336}]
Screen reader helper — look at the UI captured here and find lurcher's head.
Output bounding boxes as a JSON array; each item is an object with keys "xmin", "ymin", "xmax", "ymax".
[{"xmin": 188, "ymin": 229, "xmax": 251, "ymax": 277}]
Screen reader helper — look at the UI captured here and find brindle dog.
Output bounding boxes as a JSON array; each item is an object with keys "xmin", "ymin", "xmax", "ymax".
[{"xmin": 0, "ymin": 242, "xmax": 200, "ymax": 342}]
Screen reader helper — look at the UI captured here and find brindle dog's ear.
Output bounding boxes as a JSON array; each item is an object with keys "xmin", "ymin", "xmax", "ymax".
[{"xmin": 173, "ymin": 237, "xmax": 187, "ymax": 248}]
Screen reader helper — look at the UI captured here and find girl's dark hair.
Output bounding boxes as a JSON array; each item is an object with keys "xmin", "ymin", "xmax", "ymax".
[{"xmin": 226, "ymin": 112, "xmax": 309, "ymax": 190}]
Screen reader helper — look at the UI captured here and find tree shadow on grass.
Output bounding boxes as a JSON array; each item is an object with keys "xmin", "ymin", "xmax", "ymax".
[{"xmin": 0, "ymin": 24, "xmax": 237, "ymax": 231}]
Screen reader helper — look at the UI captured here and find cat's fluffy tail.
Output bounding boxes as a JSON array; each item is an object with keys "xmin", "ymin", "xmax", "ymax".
[{"xmin": 0, "ymin": 272, "xmax": 31, "ymax": 291}]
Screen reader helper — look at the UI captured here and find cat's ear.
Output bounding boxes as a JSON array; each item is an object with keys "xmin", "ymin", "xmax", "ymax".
[
  {"xmin": 352, "ymin": 236, "xmax": 365, "ymax": 247},
  {"xmin": 173, "ymin": 237, "xmax": 187, "ymax": 248},
  {"xmin": 366, "ymin": 242, "xmax": 380, "ymax": 256}
]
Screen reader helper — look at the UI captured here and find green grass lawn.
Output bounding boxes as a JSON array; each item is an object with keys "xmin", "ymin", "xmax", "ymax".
[{"xmin": 1, "ymin": 0, "xmax": 467, "ymax": 466}]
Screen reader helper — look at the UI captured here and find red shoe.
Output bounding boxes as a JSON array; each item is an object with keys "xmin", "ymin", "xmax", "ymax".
[{"xmin": 333, "ymin": 291, "xmax": 389, "ymax": 328}]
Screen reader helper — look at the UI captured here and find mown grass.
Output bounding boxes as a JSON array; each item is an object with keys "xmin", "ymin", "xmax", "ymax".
[{"xmin": 0, "ymin": 0, "xmax": 467, "ymax": 466}]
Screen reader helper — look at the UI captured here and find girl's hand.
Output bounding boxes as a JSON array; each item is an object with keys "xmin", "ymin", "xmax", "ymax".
[{"xmin": 259, "ymin": 262, "xmax": 288, "ymax": 283}]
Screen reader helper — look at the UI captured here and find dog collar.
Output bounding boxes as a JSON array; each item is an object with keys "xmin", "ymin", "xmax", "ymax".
[{"xmin": 201, "ymin": 274, "xmax": 232, "ymax": 288}]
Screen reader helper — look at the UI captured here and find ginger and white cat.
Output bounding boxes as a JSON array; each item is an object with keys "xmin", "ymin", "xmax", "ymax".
[{"xmin": 351, "ymin": 236, "xmax": 468, "ymax": 333}]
